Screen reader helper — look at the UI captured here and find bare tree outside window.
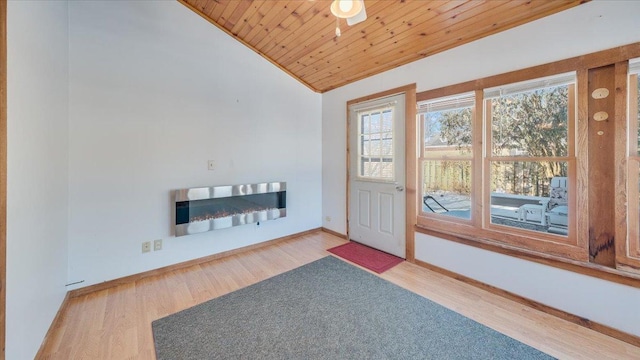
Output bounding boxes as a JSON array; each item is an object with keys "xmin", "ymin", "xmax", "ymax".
[
  {"xmin": 486, "ymin": 81, "xmax": 573, "ymax": 235},
  {"xmin": 490, "ymin": 85, "xmax": 569, "ymax": 198}
]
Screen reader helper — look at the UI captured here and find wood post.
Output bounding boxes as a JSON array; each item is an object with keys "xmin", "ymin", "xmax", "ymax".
[{"xmin": 587, "ymin": 65, "xmax": 616, "ymax": 266}]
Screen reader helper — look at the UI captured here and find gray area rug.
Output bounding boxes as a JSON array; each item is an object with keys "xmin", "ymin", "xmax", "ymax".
[{"xmin": 153, "ymin": 256, "xmax": 553, "ymax": 359}]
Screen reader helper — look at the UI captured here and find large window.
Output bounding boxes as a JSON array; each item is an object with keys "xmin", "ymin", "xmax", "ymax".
[
  {"xmin": 485, "ymin": 74, "xmax": 575, "ymax": 237},
  {"xmin": 418, "ymin": 93, "xmax": 474, "ymax": 220},
  {"xmin": 414, "ymin": 46, "xmax": 640, "ymax": 276},
  {"xmin": 417, "ymin": 74, "xmax": 578, "ymax": 257}
]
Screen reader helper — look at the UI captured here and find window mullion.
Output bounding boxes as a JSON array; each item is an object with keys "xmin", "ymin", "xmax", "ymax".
[{"xmin": 472, "ymin": 90, "xmax": 484, "ymax": 227}]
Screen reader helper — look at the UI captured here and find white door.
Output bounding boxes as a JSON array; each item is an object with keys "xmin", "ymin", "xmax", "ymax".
[{"xmin": 349, "ymin": 94, "xmax": 406, "ymax": 258}]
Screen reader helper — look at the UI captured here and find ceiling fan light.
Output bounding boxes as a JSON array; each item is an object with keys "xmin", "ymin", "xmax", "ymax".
[
  {"xmin": 339, "ymin": 1, "xmax": 353, "ymax": 12},
  {"xmin": 346, "ymin": 1, "xmax": 367, "ymax": 26},
  {"xmin": 330, "ymin": 0, "xmax": 363, "ymax": 19}
]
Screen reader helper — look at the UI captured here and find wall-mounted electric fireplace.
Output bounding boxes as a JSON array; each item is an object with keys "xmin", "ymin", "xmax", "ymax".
[{"xmin": 174, "ymin": 182, "xmax": 286, "ymax": 236}]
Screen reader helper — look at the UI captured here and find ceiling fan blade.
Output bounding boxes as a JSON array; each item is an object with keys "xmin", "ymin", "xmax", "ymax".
[{"xmin": 346, "ymin": 0, "xmax": 367, "ymax": 26}]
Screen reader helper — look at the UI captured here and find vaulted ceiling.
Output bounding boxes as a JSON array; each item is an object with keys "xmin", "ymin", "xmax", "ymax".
[{"xmin": 179, "ymin": 0, "xmax": 587, "ymax": 93}]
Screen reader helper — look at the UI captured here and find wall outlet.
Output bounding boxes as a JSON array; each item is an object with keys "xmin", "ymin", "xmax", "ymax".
[
  {"xmin": 325, "ymin": 216, "xmax": 332, "ymax": 222},
  {"xmin": 207, "ymin": 160, "xmax": 215, "ymax": 170},
  {"xmin": 142, "ymin": 241, "xmax": 151, "ymax": 253},
  {"xmin": 154, "ymin": 239, "xmax": 163, "ymax": 251}
]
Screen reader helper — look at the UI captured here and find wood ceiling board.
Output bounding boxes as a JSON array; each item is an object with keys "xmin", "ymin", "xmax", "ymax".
[
  {"xmin": 292, "ymin": 2, "xmax": 523, "ymax": 83},
  {"xmin": 224, "ymin": 0, "xmax": 253, "ymax": 29},
  {"xmin": 298, "ymin": 2, "xmax": 511, "ymax": 86},
  {"xmin": 200, "ymin": 2, "xmax": 218, "ymax": 18},
  {"xmin": 180, "ymin": 0, "xmax": 588, "ymax": 92},
  {"xmin": 199, "ymin": 0, "xmax": 217, "ymax": 15},
  {"xmin": 241, "ymin": 2, "xmax": 291, "ymax": 45},
  {"xmin": 304, "ymin": 0, "xmax": 583, "ymax": 90},
  {"xmin": 270, "ymin": 0, "xmax": 394, "ymax": 63},
  {"xmin": 277, "ymin": 0, "xmax": 425, "ymax": 67},
  {"xmin": 230, "ymin": 1, "xmax": 262, "ymax": 37},
  {"xmin": 218, "ymin": 1, "xmax": 241, "ymax": 27},
  {"xmin": 257, "ymin": 4, "xmax": 330, "ymax": 56},
  {"xmin": 250, "ymin": 2, "xmax": 318, "ymax": 53},
  {"xmin": 206, "ymin": 0, "xmax": 231, "ymax": 20},
  {"xmin": 290, "ymin": 0, "xmax": 483, "ymax": 77},
  {"xmin": 286, "ymin": 0, "xmax": 495, "ymax": 73},
  {"xmin": 261, "ymin": 2, "xmax": 321, "ymax": 42},
  {"xmin": 300, "ymin": 0, "xmax": 547, "ymax": 78}
]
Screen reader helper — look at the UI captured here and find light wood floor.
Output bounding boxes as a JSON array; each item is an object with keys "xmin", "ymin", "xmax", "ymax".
[{"xmin": 38, "ymin": 231, "xmax": 640, "ymax": 359}]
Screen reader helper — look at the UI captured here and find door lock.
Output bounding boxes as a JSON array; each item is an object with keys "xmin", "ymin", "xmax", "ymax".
[{"xmin": 395, "ymin": 186, "xmax": 404, "ymax": 192}]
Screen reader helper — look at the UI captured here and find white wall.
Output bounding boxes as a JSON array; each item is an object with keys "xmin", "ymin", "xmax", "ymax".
[
  {"xmin": 416, "ymin": 235, "xmax": 640, "ymax": 336},
  {"xmin": 322, "ymin": 0, "xmax": 640, "ymax": 337},
  {"xmin": 6, "ymin": 1, "xmax": 70, "ymax": 359},
  {"xmin": 66, "ymin": 1, "xmax": 322, "ymax": 289}
]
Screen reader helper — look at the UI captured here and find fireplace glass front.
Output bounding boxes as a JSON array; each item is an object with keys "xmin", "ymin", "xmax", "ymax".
[{"xmin": 174, "ymin": 182, "xmax": 286, "ymax": 236}]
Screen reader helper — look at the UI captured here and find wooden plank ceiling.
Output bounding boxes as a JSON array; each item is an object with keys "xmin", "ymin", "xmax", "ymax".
[{"xmin": 179, "ymin": 0, "xmax": 587, "ymax": 93}]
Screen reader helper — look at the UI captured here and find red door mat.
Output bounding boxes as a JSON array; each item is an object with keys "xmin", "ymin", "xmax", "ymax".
[{"xmin": 327, "ymin": 242, "xmax": 404, "ymax": 274}]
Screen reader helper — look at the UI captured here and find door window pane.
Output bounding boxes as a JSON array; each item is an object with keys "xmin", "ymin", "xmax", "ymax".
[{"xmin": 358, "ymin": 108, "xmax": 394, "ymax": 180}]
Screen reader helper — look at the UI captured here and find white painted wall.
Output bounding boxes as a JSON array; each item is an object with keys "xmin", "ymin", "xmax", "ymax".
[
  {"xmin": 67, "ymin": 1, "xmax": 322, "ymax": 289},
  {"xmin": 322, "ymin": 0, "xmax": 640, "ymax": 337},
  {"xmin": 415, "ymin": 235, "xmax": 640, "ymax": 337},
  {"xmin": 6, "ymin": 1, "xmax": 70, "ymax": 359}
]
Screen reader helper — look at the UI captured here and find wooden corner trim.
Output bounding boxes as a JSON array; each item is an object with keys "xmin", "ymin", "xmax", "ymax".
[{"xmin": 413, "ymin": 258, "xmax": 640, "ymax": 348}]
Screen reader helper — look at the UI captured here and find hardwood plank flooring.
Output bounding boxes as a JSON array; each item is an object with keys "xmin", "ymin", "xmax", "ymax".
[{"xmin": 37, "ymin": 231, "xmax": 640, "ymax": 359}]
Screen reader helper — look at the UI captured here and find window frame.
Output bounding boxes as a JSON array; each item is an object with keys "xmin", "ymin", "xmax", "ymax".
[
  {"xmin": 416, "ymin": 75, "xmax": 585, "ymax": 261},
  {"xmin": 412, "ymin": 42, "xmax": 640, "ymax": 282},
  {"xmin": 483, "ymin": 80, "xmax": 577, "ymax": 246},
  {"xmin": 418, "ymin": 92, "xmax": 477, "ymax": 224}
]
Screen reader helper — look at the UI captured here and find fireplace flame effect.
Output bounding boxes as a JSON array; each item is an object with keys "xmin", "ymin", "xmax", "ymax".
[
  {"xmin": 175, "ymin": 182, "xmax": 286, "ymax": 236},
  {"xmin": 190, "ymin": 207, "xmax": 280, "ymax": 223}
]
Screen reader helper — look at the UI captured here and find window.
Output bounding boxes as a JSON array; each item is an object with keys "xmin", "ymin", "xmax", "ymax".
[
  {"xmin": 413, "ymin": 45, "xmax": 640, "ymax": 276},
  {"xmin": 418, "ymin": 93, "xmax": 474, "ymax": 220},
  {"xmin": 485, "ymin": 74, "xmax": 575, "ymax": 237},
  {"xmin": 416, "ymin": 74, "xmax": 578, "ymax": 257},
  {"xmin": 357, "ymin": 106, "xmax": 395, "ymax": 181}
]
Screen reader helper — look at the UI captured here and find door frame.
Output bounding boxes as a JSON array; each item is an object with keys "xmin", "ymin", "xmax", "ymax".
[{"xmin": 345, "ymin": 84, "xmax": 417, "ymax": 261}]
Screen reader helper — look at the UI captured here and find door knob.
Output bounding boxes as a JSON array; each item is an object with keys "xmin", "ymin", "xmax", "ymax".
[{"xmin": 395, "ymin": 186, "xmax": 404, "ymax": 192}]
